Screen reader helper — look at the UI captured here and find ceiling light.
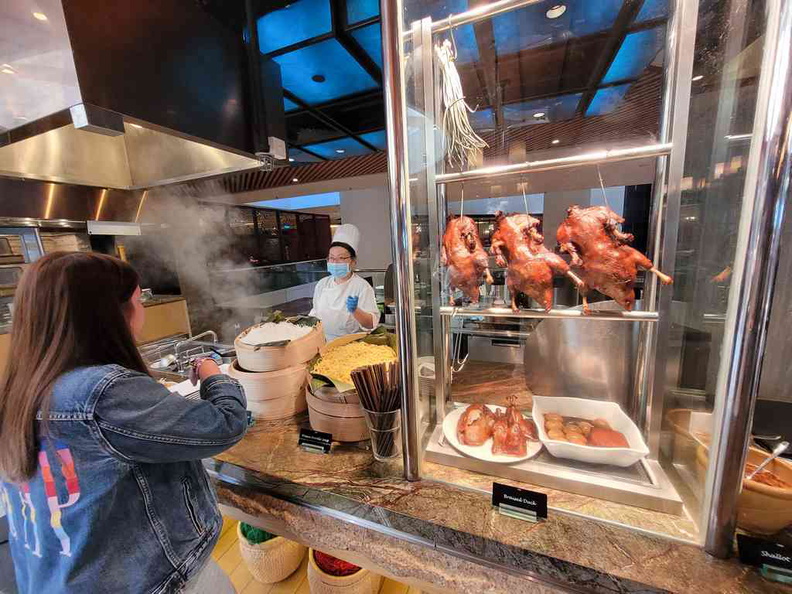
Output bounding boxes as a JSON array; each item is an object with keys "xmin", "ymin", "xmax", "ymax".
[
  {"xmin": 551, "ymin": 139, "xmax": 560, "ymax": 144},
  {"xmin": 311, "ymin": 74, "xmax": 326, "ymax": 83},
  {"xmin": 292, "ymin": 178, "xmax": 299, "ymax": 183},
  {"xmin": 288, "ymin": 157, "xmax": 295, "ymax": 162},
  {"xmin": 691, "ymin": 75, "xmax": 703, "ymax": 81},
  {"xmin": 32, "ymin": 11, "xmax": 48, "ymax": 21},
  {"xmin": 1, "ymin": 68, "xmax": 15, "ymax": 75},
  {"xmin": 533, "ymin": 112, "xmax": 545, "ymax": 119},
  {"xmin": 128, "ymin": 123, "xmax": 142, "ymax": 129},
  {"xmin": 335, "ymin": 149, "xmax": 345, "ymax": 154},
  {"xmin": 15, "ymin": 116, "xmax": 28, "ymax": 121},
  {"xmin": 546, "ymin": 5, "xmax": 566, "ymax": 19}
]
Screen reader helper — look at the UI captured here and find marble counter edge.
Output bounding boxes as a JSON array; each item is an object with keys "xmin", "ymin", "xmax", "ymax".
[{"xmin": 206, "ymin": 458, "xmax": 665, "ymax": 594}]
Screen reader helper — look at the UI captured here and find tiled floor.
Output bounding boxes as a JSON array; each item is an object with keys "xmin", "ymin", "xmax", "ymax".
[{"xmin": 214, "ymin": 518, "xmax": 422, "ymax": 594}]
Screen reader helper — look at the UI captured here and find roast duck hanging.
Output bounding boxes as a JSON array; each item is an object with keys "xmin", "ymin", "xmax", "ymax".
[
  {"xmin": 490, "ymin": 211, "xmax": 584, "ymax": 312},
  {"xmin": 441, "ymin": 215, "xmax": 493, "ymax": 305},
  {"xmin": 556, "ymin": 205, "xmax": 673, "ymax": 312}
]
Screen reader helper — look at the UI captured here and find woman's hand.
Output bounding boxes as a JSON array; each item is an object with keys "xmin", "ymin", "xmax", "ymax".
[
  {"xmin": 346, "ymin": 295, "xmax": 359, "ymax": 313},
  {"xmin": 189, "ymin": 357, "xmax": 222, "ymax": 385}
]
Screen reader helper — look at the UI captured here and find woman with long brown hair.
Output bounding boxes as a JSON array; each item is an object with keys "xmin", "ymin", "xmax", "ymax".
[{"xmin": 0, "ymin": 252, "xmax": 247, "ymax": 593}]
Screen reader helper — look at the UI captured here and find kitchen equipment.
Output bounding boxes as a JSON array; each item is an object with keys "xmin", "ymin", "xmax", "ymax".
[
  {"xmin": 235, "ymin": 322, "xmax": 324, "ymax": 372},
  {"xmin": 532, "ymin": 396, "xmax": 650, "ymax": 468},
  {"xmin": 228, "ymin": 360, "xmax": 308, "ymax": 420},
  {"xmin": 306, "ymin": 386, "xmax": 368, "ymax": 442},
  {"xmin": 746, "ymin": 441, "xmax": 790, "ymax": 481}
]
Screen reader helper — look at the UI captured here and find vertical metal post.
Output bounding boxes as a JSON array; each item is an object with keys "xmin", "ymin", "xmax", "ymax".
[
  {"xmin": 635, "ymin": 0, "xmax": 699, "ymax": 455},
  {"xmin": 381, "ymin": 0, "xmax": 421, "ymax": 480},
  {"xmin": 704, "ymin": 0, "xmax": 792, "ymax": 558}
]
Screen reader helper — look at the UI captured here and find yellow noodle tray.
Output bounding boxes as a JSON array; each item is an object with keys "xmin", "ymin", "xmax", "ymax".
[{"xmin": 312, "ymin": 341, "xmax": 397, "ymax": 387}]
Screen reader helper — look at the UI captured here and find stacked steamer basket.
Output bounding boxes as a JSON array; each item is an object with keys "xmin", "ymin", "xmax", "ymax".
[
  {"xmin": 230, "ymin": 320, "xmax": 325, "ymax": 420},
  {"xmin": 306, "ymin": 333, "xmax": 370, "ymax": 442}
]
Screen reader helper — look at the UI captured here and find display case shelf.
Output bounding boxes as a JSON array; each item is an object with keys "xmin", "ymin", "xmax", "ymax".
[{"xmin": 440, "ymin": 306, "xmax": 658, "ymax": 322}]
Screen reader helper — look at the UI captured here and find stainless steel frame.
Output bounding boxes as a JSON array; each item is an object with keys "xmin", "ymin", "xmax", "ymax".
[
  {"xmin": 703, "ymin": 0, "xmax": 792, "ymax": 558},
  {"xmin": 434, "ymin": 143, "xmax": 673, "ymax": 185},
  {"xmin": 439, "ymin": 306, "xmax": 658, "ymax": 321},
  {"xmin": 381, "ymin": 0, "xmax": 421, "ymax": 480}
]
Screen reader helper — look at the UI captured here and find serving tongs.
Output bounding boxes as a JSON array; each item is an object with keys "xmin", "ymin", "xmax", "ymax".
[{"xmin": 746, "ymin": 440, "xmax": 790, "ymax": 481}]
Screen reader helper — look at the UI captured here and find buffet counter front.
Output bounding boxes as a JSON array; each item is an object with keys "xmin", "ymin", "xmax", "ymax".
[{"xmin": 207, "ymin": 419, "xmax": 789, "ymax": 594}]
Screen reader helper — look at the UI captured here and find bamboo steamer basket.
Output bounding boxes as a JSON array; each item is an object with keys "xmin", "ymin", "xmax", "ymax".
[
  {"xmin": 696, "ymin": 444, "xmax": 792, "ymax": 534},
  {"xmin": 237, "ymin": 524, "xmax": 306, "ymax": 584},
  {"xmin": 307, "ymin": 550, "xmax": 382, "ymax": 594},
  {"xmin": 235, "ymin": 322, "xmax": 325, "ymax": 372},
  {"xmin": 307, "ymin": 387, "xmax": 368, "ymax": 442},
  {"xmin": 229, "ymin": 359, "xmax": 308, "ymax": 420}
]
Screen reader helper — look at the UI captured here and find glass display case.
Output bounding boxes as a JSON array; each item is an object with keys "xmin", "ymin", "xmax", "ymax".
[{"xmin": 382, "ymin": 0, "xmax": 792, "ymax": 556}]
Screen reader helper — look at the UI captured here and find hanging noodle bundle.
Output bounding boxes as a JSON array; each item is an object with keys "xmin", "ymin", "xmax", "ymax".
[{"xmin": 435, "ymin": 39, "xmax": 488, "ymax": 169}]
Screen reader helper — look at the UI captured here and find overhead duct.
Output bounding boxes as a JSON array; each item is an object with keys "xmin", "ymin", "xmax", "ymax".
[{"xmin": 0, "ymin": 0, "xmax": 286, "ymax": 189}]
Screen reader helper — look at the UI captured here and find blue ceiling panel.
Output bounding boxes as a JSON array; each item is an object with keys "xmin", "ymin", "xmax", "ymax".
[
  {"xmin": 586, "ymin": 83, "xmax": 631, "ymax": 116},
  {"xmin": 284, "ymin": 97, "xmax": 299, "ymax": 112},
  {"xmin": 469, "ymin": 107, "xmax": 495, "ymax": 131},
  {"xmin": 257, "ymin": 0, "xmax": 332, "ymax": 55},
  {"xmin": 602, "ymin": 26, "xmax": 665, "ymax": 84},
  {"xmin": 347, "ymin": 0, "xmax": 379, "ymax": 25},
  {"xmin": 635, "ymin": 0, "xmax": 669, "ymax": 22},
  {"xmin": 289, "ymin": 148, "xmax": 323, "ymax": 163},
  {"xmin": 503, "ymin": 92, "xmax": 582, "ymax": 125},
  {"xmin": 274, "ymin": 38, "xmax": 379, "ymax": 104},
  {"xmin": 249, "ymin": 192, "xmax": 341, "ymax": 210},
  {"xmin": 493, "ymin": 0, "xmax": 623, "ymax": 55},
  {"xmin": 350, "ymin": 22, "xmax": 383, "ymax": 67},
  {"xmin": 302, "ymin": 136, "xmax": 373, "ymax": 159},
  {"xmin": 359, "ymin": 130, "xmax": 387, "ymax": 149},
  {"xmin": 426, "ymin": 0, "xmax": 479, "ymax": 63}
]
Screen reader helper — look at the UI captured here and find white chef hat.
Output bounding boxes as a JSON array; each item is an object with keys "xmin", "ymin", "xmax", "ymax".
[{"xmin": 331, "ymin": 224, "xmax": 361, "ymax": 258}]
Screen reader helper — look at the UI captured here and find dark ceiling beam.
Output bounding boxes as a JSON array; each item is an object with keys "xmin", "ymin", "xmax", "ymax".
[
  {"xmin": 291, "ymin": 145, "xmax": 328, "ymax": 161},
  {"xmin": 286, "ymin": 89, "xmax": 382, "ymax": 116},
  {"xmin": 471, "ymin": 4, "xmax": 503, "ymax": 132},
  {"xmin": 282, "ymin": 89, "xmax": 379, "ymax": 151},
  {"xmin": 265, "ymin": 31, "xmax": 336, "ymax": 59},
  {"xmin": 329, "ymin": 0, "xmax": 383, "ymax": 86},
  {"xmin": 346, "ymin": 15, "xmax": 380, "ymax": 32},
  {"xmin": 576, "ymin": 0, "xmax": 646, "ymax": 116}
]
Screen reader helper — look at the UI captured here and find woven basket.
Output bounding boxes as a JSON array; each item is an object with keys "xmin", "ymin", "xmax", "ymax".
[
  {"xmin": 237, "ymin": 524, "xmax": 306, "ymax": 584},
  {"xmin": 307, "ymin": 549, "xmax": 382, "ymax": 594}
]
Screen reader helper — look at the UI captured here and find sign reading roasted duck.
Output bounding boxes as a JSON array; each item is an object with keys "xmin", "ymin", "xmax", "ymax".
[
  {"xmin": 441, "ymin": 215, "xmax": 493, "ymax": 305},
  {"xmin": 490, "ymin": 211, "xmax": 584, "ymax": 311},
  {"xmin": 556, "ymin": 205, "xmax": 672, "ymax": 312}
]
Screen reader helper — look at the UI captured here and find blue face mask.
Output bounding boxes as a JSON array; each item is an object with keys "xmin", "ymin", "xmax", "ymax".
[{"xmin": 327, "ymin": 262, "xmax": 350, "ymax": 279}]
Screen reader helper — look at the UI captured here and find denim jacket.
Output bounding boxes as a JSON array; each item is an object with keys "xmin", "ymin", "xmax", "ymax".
[{"xmin": 0, "ymin": 364, "xmax": 247, "ymax": 594}]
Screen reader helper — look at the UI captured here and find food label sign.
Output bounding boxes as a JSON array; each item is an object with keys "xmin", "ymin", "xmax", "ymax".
[
  {"xmin": 492, "ymin": 482, "xmax": 547, "ymax": 523},
  {"xmin": 298, "ymin": 428, "xmax": 333, "ymax": 454},
  {"xmin": 737, "ymin": 535, "xmax": 792, "ymax": 584}
]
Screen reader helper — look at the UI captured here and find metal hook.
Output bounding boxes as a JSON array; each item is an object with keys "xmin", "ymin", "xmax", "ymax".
[{"xmin": 595, "ymin": 164, "xmax": 612, "ymax": 210}]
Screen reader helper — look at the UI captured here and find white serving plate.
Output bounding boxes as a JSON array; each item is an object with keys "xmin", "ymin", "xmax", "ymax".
[
  {"xmin": 532, "ymin": 396, "xmax": 649, "ymax": 468},
  {"xmin": 442, "ymin": 405, "xmax": 543, "ymax": 464}
]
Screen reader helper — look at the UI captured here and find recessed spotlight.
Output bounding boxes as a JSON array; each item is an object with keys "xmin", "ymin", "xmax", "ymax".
[
  {"xmin": 546, "ymin": 4, "xmax": 566, "ymax": 19},
  {"xmin": 692, "ymin": 74, "xmax": 703, "ymax": 81},
  {"xmin": 292, "ymin": 178, "xmax": 299, "ymax": 183},
  {"xmin": 335, "ymin": 149, "xmax": 345, "ymax": 154},
  {"xmin": 32, "ymin": 11, "xmax": 48, "ymax": 21},
  {"xmin": 551, "ymin": 139, "xmax": 560, "ymax": 144},
  {"xmin": 288, "ymin": 157, "xmax": 295, "ymax": 162},
  {"xmin": 533, "ymin": 112, "xmax": 545, "ymax": 119},
  {"xmin": 15, "ymin": 116, "xmax": 28, "ymax": 121},
  {"xmin": 128, "ymin": 123, "xmax": 142, "ymax": 129},
  {"xmin": 311, "ymin": 74, "xmax": 326, "ymax": 83},
  {"xmin": 1, "ymin": 68, "xmax": 14, "ymax": 75}
]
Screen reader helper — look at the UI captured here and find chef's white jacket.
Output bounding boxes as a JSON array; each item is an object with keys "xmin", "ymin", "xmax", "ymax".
[{"xmin": 309, "ymin": 274, "xmax": 379, "ymax": 341}]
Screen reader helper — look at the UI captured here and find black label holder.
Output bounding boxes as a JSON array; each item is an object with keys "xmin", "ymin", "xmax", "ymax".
[
  {"xmin": 492, "ymin": 482, "xmax": 548, "ymax": 524},
  {"xmin": 298, "ymin": 428, "xmax": 333, "ymax": 454}
]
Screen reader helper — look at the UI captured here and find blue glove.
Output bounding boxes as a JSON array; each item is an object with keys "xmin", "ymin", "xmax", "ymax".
[{"xmin": 346, "ymin": 295, "xmax": 359, "ymax": 313}]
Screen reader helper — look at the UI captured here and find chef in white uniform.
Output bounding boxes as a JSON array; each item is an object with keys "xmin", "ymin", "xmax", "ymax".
[{"xmin": 310, "ymin": 224, "xmax": 380, "ymax": 341}]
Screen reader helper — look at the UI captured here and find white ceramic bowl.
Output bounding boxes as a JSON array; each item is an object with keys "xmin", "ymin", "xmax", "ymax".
[{"xmin": 532, "ymin": 396, "xmax": 649, "ymax": 467}]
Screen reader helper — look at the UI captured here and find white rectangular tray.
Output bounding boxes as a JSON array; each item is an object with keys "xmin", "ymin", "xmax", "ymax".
[{"xmin": 532, "ymin": 396, "xmax": 649, "ymax": 468}]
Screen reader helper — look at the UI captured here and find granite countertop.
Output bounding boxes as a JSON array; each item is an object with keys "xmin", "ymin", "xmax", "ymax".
[{"xmin": 210, "ymin": 414, "xmax": 791, "ymax": 594}]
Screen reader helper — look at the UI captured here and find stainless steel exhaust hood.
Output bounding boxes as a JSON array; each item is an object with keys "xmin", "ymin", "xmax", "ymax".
[{"xmin": 0, "ymin": 0, "xmax": 267, "ymax": 189}]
